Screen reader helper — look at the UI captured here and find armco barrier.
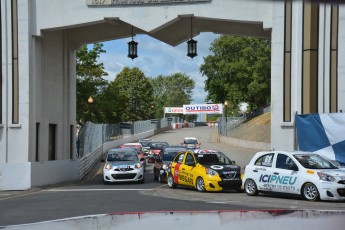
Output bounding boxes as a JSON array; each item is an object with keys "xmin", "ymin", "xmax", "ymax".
[{"xmin": 2, "ymin": 210, "xmax": 345, "ymax": 230}]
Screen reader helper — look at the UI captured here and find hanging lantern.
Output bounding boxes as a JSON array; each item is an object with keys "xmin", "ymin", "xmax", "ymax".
[
  {"xmin": 128, "ymin": 26, "xmax": 138, "ymax": 60},
  {"xmin": 187, "ymin": 17, "xmax": 197, "ymax": 58},
  {"xmin": 128, "ymin": 40, "xmax": 138, "ymax": 60},
  {"xmin": 187, "ymin": 38, "xmax": 198, "ymax": 58}
]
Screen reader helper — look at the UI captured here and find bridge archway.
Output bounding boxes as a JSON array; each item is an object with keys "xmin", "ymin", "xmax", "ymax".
[{"xmin": 1, "ymin": 0, "xmax": 344, "ymax": 189}]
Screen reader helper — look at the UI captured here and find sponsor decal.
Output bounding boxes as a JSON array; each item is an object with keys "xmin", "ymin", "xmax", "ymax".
[
  {"xmin": 259, "ymin": 174, "xmax": 297, "ymax": 185},
  {"xmin": 178, "ymin": 171, "xmax": 194, "ymax": 185},
  {"xmin": 164, "ymin": 107, "xmax": 184, "ymax": 114},
  {"xmin": 173, "ymin": 163, "xmax": 181, "ymax": 184},
  {"xmin": 210, "ymin": 165, "xmax": 224, "ymax": 170},
  {"xmin": 306, "ymin": 170, "xmax": 315, "ymax": 174}
]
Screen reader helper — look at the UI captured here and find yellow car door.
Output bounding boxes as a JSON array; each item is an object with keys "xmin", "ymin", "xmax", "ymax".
[{"xmin": 178, "ymin": 152, "xmax": 197, "ymax": 187}]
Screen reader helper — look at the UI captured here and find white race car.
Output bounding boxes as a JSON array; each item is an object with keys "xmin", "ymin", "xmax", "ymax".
[
  {"xmin": 243, "ymin": 150, "xmax": 345, "ymax": 201},
  {"xmin": 101, "ymin": 148, "xmax": 145, "ymax": 184}
]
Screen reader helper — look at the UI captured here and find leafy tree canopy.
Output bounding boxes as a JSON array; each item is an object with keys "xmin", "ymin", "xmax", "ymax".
[
  {"xmin": 76, "ymin": 43, "xmax": 109, "ymax": 125},
  {"xmin": 200, "ymin": 35, "xmax": 271, "ymax": 114},
  {"xmin": 112, "ymin": 67, "xmax": 154, "ymax": 121},
  {"xmin": 150, "ymin": 73, "xmax": 196, "ymax": 121}
]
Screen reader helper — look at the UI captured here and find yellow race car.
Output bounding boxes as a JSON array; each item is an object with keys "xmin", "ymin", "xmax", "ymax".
[{"xmin": 167, "ymin": 150, "xmax": 242, "ymax": 192}]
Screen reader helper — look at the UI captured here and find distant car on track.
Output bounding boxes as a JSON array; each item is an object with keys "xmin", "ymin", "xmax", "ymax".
[
  {"xmin": 147, "ymin": 141, "xmax": 169, "ymax": 163},
  {"xmin": 101, "ymin": 148, "xmax": 145, "ymax": 184},
  {"xmin": 167, "ymin": 150, "xmax": 242, "ymax": 192},
  {"xmin": 242, "ymin": 150, "xmax": 345, "ymax": 201},
  {"xmin": 139, "ymin": 139, "xmax": 153, "ymax": 155},
  {"xmin": 181, "ymin": 137, "xmax": 201, "ymax": 149}
]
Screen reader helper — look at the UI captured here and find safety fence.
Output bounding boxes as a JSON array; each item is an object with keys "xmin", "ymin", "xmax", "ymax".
[
  {"xmin": 219, "ymin": 107, "xmax": 271, "ymax": 143},
  {"xmin": 76, "ymin": 117, "xmax": 182, "ymax": 179},
  {"xmin": 77, "ymin": 117, "xmax": 180, "ymax": 159}
]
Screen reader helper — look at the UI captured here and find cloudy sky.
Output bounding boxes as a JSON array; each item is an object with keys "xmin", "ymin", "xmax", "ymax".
[{"xmin": 98, "ymin": 32, "xmax": 220, "ymax": 104}]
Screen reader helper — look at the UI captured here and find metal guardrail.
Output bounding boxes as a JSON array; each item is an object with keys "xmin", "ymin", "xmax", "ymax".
[{"xmin": 78, "ymin": 146, "xmax": 103, "ymax": 179}]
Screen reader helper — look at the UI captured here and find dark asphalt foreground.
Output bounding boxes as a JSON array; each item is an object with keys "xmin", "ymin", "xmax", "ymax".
[{"xmin": 0, "ymin": 126, "xmax": 345, "ymax": 226}]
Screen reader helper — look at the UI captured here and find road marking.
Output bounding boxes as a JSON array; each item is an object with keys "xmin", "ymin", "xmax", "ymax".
[
  {"xmin": 0, "ymin": 190, "xmax": 43, "ymax": 201},
  {"xmin": 46, "ymin": 188, "xmax": 155, "ymax": 192},
  {"xmin": 207, "ymin": 201, "xmax": 242, "ymax": 204}
]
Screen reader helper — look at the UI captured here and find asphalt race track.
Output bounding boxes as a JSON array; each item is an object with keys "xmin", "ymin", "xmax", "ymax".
[{"xmin": 0, "ymin": 127, "xmax": 345, "ymax": 226}]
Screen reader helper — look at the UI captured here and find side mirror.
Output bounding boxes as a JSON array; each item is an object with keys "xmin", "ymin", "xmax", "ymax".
[{"xmin": 232, "ymin": 160, "xmax": 236, "ymax": 164}]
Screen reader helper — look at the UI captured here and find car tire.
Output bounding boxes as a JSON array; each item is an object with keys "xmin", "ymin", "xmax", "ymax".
[
  {"xmin": 167, "ymin": 173, "xmax": 176, "ymax": 188},
  {"xmin": 196, "ymin": 177, "xmax": 206, "ymax": 192},
  {"xmin": 302, "ymin": 182, "xmax": 320, "ymax": 201},
  {"xmin": 244, "ymin": 179, "xmax": 259, "ymax": 196}
]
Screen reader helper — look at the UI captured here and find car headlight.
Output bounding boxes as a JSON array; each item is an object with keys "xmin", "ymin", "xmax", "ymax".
[
  {"xmin": 135, "ymin": 163, "xmax": 142, "ymax": 169},
  {"xmin": 105, "ymin": 163, "xmax": 112, "ymax": 170},
  {"xmin": 162, "ymin": 164, "xmax": 168, "ymax": 170},
  {"xmin": 317, "ymin": 172, "xmax": 335, "ymax": 182},
  {"xmin": 206, "ymin": 168, "xmax": 218, "ymax": 176}
]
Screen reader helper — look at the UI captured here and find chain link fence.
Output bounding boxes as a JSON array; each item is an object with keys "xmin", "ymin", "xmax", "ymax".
[{"xmin": 218, "ymin": 107, "xmax": 271, "ymax": 143}]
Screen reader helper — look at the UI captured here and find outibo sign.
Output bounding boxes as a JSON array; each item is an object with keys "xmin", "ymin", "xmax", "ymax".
[
  {"xmin": 86, "ymin": 0, "xmax": 212, "ymax": 6},
  {"xmin": 183, "ymin": 104, "xmax": 223, "ymax": 114}
]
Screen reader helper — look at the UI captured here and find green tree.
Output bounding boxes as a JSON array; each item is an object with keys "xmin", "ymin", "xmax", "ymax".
[
  {"xmin": 76, "ymin": 43, "xmax": 109, "ymax": 125},
  {"xmin": 200, "ymin": 35, "xmax": 271, "ymax": 113},
  {"xmin": 112, "ymin": 67, "xmax": 154, "ymax": 121},
  {"xmin": 150, "ymin": 73, "xmax": 196, "ymax": 120}
]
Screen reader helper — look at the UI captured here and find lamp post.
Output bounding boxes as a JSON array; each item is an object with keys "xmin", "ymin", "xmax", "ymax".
[
  {"xmin": 149, "ymin": 105, "xmax": 154, "ymax": 119},
  {"xmin": 88, "ymin": 96, "xmax": 93, "ymax": 122},
  {"xmin": 224, "ymin": 101, "xmax": 228, "ymax": 123},
  {"xmin": 224, "ymin": 101, "xmax": 228, "ymax": 136}
]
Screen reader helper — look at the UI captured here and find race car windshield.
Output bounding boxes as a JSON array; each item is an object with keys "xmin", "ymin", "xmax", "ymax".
[
  {"xmin": 107, "ymin": 151, "xmax": 137, "ymax": 162},
  {"xmin": 197, "ymin": 153, "xmax": 232, "ymax": 165},
  {"xmin": 140, "ymin": 141, "xmax": 152, "ymax": 147},
  {"xmin": 293, "ymin": 154, "xmax": 338, "ymax": 169},
  {"xmin": 184, "ymin": 139, "xmax": 197, "ymax": 144},
  {"xmin": 150, "ymin": 143, "xmax": 168, "ymax": 149}
]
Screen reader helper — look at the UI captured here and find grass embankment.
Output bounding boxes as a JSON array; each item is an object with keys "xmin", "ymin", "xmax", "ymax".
[{"xmin": 229, "ymin": 112, "xmax": 271, "ymax": 143}]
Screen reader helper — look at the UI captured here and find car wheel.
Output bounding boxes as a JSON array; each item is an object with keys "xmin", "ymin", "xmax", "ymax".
[
  {"xmin": 196, "ymin": 177, "xmax": 206, "ymax": 192},
  {"xmin": 167, "ymin": 173, "xmax": 176, "ymax": 188},
  {"xmin": 244, "ymin": 179, "xmax": 259, "ymax": 196},
  {"xmin": 302, "ymin": 182, "xmax": 320, "ymax": 201}
]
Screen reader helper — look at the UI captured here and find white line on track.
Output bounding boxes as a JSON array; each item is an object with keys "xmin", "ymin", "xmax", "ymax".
[
  {"xmin": 206, "ymin": 201, "xmax": 242, "ymax": 204},
  {"xmin": 46, "ymin": 188, "xmax": 154, "ymax": 192}
]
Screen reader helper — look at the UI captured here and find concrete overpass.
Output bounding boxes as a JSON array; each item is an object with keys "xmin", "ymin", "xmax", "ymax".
[{"xmin": 1, "ymin": 0, "xmax": 345, "ymax": 189}]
